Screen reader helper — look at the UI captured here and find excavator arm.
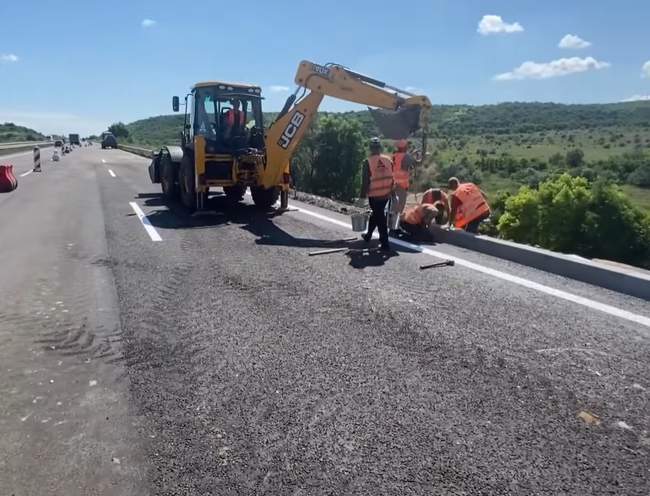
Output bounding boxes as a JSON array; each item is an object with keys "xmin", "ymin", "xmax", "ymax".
[{"xmin": 261, "ymin": 60, "xmax": 432, "ymax": 189}]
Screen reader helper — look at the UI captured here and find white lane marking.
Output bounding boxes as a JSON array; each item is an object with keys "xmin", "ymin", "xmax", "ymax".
[
  {"xmin": 129, "ymin": 202, "xmax": 162, "ymax": 242},
  {"xmin": 293, "ymin": 205, "xmax": 650, "ymax": 330},
  {"xmin": 101, "ymin": 159, "xmax": 106, "ymax": 163},
  {"xmin": 20, "ymin": 170, "xmax": 33, "ymax": 177},
  {"xmin": 108, "ymin": 169, "xmax": 116, "ymax": 177}
]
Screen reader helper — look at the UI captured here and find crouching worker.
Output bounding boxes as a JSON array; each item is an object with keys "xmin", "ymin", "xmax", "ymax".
[
  {"xmin": 400, "ymin": 203, "xmax": 443, "ymax": 239},
  {"xmin": 446, "ymin": 177, "xmax": 490, "ymax": 234}
]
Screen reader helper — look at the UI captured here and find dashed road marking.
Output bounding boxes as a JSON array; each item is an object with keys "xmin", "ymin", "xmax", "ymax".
[
  {"xmin": 293, "ymin": 205, "xmax": 650, "ymax": 330},
  {"xmin": 129, "ymin": 202, "xmax": 162, "ymax": 242},
  {"xmin": 20, "ymin": 170, "xmax": 33, "ymax": 177},
  {"xmin": 108, "ymin": 169, "xmax": 116, "ymax": 177}
]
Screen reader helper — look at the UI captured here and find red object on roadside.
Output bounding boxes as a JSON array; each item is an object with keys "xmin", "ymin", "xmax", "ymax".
[{"xmin": 0, "ymin": 164, "xmax": 18, "ymax": 192}]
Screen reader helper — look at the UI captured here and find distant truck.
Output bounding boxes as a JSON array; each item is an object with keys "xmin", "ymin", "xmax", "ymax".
[
  {"xmin": 101, "ymin": 132, "xmax": 117, "ymax": 149},
  {"xmin": 68, "ymin": 134, "xmax": 80, "ymax": 146}
]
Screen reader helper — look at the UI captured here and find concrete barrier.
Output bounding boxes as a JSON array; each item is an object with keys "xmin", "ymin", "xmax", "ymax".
[
  {"xmin": 0, "ymin": 141, "xmax": 53, "ymax": 156},
  {"xmin": 431, "ymin": 226, "xmax": 650, "ymax": 300},
  {"xmin": 117, "ymin": 144, "xmax": 153, "ymax": 158}
]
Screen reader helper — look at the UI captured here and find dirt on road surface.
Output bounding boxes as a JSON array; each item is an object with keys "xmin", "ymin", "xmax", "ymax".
[{"xmin": 1, "ymin": 146, "xmax": 649, "ymax": 495}]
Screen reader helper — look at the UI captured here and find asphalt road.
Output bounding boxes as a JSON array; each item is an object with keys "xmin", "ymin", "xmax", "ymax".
[{"xmin": 1, "ymin": 146, "xmax": 648, "ymax": 495}]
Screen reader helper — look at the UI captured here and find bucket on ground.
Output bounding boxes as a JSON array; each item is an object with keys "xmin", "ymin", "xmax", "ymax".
[
  {"xmin": 387, "ymin": 211, "xmax": 401, "ymax": 231},
  {"xmin": 351, "ymin": 212, "xmax": 369, "ymax": 232}
]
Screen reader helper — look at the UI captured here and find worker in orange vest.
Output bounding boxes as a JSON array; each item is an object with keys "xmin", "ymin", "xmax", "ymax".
[
  {"xmin": 446, "ymin": 177, "xmax": 491, "ymax": 233},
  {"xmin": 422, "ymin": 188, "xmax": 448, "ymax": 212},
  {"xmin": 224, "ymin": 99, "xmax": 246, "ymax": 141},
  {"xmin": 401, "ymin": 202, "xmax": 445, "ymax": 239},
  {"xmin": 400, "ymin": 187, "xmax": 447, "ymax": 238},
  {"xmin": 389, "ymin": 139, "xmax": 416, "ymax": 232},
  {"xmin": 360, "ymin": 137, "xmax": 394, "ymax": 251}
]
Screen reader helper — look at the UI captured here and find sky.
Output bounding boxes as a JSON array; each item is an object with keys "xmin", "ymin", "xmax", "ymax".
[{"xmin": 1, "ymin": 0, "xmax": 649, "ymax": 136}]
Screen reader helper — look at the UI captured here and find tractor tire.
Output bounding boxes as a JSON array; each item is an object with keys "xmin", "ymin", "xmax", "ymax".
[
  {"xmin": 224, "ymin": 184, "xmax": 246, "ymax": 203},
  {"xmin": 251, "ymin": 186, "xmax": 280, "ymax": 210},
  {"xmin": 179, "ymin": 154, "xmax": 197, "ymax": 212},
  {"xmin": 160, "ymin": 155, "xmax": 179, "ymax": 200}
]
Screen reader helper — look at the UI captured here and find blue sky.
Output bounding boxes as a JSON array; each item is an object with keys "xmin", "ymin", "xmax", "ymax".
[{"xmin": 1, "ymin": 0, "xmax": 649, "ymax": 135}]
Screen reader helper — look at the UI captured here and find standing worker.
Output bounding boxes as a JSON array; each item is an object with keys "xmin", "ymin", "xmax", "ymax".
[
  {"xmin": 360, "ymin": 137, "xmax": 394, "ymax": 251},
  {"xmin": 390, "ymin": 139, "xmax": 416, "ymax": 232},
  {"xmin": 446, "ymin": 177, "xmax": 491, "ymax": 233}
]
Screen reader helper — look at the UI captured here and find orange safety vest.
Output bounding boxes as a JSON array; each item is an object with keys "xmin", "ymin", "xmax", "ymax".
[
  {"xmin": 226, "ymin": 109, "xmax": 245, "ymax": 127},
  {"xmin": 402, "ymin": 205, "xmax": 424, "ymax": 225},
  {"xmin": 402, "ymin": 204, "xmax": 440, "ymax": 226},
  {"xmin": 452, "ymin": 183, "xmax": 490, "ymax": 228},
  {"xmin": 367, "ymin": 154, "xmax": 394, "ymax": 198},
  {"xmin": 393, "ymin": 152, "xmax": 409, "ymax": 189}
]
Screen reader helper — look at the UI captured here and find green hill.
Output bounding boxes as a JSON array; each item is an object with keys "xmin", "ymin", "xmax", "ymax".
[
  {"xmin": 123, "ymin": 101, "xmax": 650, "ymax": 213},
  {"xmin": 125, "ymin": 101, "xmax": 650, "ymax": 147},
  {"xmin": 0, "ymin": 122, "xmax": 46, "ymax": 143}
]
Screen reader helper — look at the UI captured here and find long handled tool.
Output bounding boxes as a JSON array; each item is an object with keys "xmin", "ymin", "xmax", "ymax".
[
  {"xmin": 420, "ymin": 259, "xmax": 454, "ymax": 270},
  {"xmin": 308, "ymin": 248, "xmax": 349, "ymax": 256}
]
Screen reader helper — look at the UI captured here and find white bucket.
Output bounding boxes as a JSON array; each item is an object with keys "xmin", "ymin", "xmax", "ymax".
[
  {"xmin": 350, "ymin": 212, "xmax": 369, "ymax": 232},
  {"xmin": 387, "ymin": 211, "xmax": 401, "ymax": 231}
]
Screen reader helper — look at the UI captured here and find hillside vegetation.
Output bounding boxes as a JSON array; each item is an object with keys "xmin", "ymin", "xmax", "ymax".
[
  {"xmin": 0, "ymin": 122, "xmax": 46, "ymax": 143},
  {"xmin": 124, "ymin": 101, "xmax": 650, "ymax": 211}
]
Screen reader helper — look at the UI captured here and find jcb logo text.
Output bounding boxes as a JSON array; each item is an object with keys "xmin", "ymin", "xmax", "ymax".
[{"xmin": 278, "ymin": 111, "xmax": 306, "ymax": 149}]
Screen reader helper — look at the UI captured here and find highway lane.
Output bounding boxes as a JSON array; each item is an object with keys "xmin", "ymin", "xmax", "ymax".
[{"xmin": 1, "ymin": 146, "xmax": 649, "ymax": 495}]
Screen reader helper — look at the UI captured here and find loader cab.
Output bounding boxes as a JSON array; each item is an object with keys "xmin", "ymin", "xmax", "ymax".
[{"xmin": 179, "ymin": 82, "xmax": 265, "ymax": 153}]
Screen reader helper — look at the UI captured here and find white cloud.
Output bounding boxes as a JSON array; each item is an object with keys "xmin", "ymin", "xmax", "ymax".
[
  {"xmin": 1, "ymin": 53, "xmax": 19, "ymax": 63},
  {"xmin": 642, "ymin": 61, "xmax": 650, "ymax": 78},
  {"xmin": 477, "ymin": 15, "xmax": 523, "ymax": 35},
  {"xmin": 622, "ymin": 95, "xmax": 650, "ymax": 102},
  {"xmin": 405, "ymin": 86, "xmax": 424, "ymax": 94},
  {"xmin": 268, "ymin": 85, "xmax": 289, "ymax": 92},
  {"xmin": 558, "ymin": 34, "xmax": 591, "ymax": 49},
  {"xmin": 141, "ymin": 19, "xmax": 156, "ymax": 28},
  {"xmin": 494, "ymin": 56, "xmax": 610, "ymax": 81}
]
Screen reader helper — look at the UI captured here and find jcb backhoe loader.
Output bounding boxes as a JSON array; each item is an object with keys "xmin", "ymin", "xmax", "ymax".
[{"xmin": 148, "ymin": 60, "xmax": 432, "ymax": 211}]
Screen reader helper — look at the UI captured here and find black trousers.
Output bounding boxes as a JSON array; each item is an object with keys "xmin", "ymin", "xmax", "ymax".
[
  {"xmin": 367, "ymin": 197, "xmax": 389, "ymax": 244},
  {"xmin": 465, "ymin": 211, "xmax": 490, "ymax": 234}
]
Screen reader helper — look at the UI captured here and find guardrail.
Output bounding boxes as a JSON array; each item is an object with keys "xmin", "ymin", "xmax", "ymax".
[
  {"xmin": 0, "ymin": 141, "xmax": 53, "ymax": 156},
  {"xmin": 117, "ymin": 144, "xmax": 153, "ymax": 158}
]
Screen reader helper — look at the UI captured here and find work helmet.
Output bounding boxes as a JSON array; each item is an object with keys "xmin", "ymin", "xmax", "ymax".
[{"xmin": 369, "ymin": 137, "xmax": 382, "ymax": 152}]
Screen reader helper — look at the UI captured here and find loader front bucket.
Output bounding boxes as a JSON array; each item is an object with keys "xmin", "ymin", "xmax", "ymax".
[{"xmin": 369, "ymin": 105, "xmax": 422, "ymax": 139}]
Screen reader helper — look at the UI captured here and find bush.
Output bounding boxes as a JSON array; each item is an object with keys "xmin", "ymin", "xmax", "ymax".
[
  {"xmin": 628, "ymin": 164, "xmax": 650, "ymax": 187},
  {"xmin": 497, "ymin": 174, "xmax": 650, "ymax": 267},
  {"xmin": 480, "ymin": 190, "xmax": 511, "ymax": 236},
  {"xmin": 436, "ymin": 160, "xmax": 482, "ymax": 185},
  {"xmin": 565, "ymin": 148, "xmax": 584, "ymax": 168},
  {"xmin": 310, "ymin": 116, "xmax": 365, "ymax": 202}
]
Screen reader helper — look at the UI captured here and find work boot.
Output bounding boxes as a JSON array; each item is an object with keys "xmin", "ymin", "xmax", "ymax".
[
  {"xmin": 362, "ymin": 233, "xmax": 371, "ymax": 243},
  {"xmin": 380, "ymin": 240, "xmax": 391, "ymax": 252}
]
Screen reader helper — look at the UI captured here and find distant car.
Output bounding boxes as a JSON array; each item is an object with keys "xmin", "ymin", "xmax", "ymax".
[
  {"xmin": 101, "ymin": 133, "xmax": 117, "ymax": 149},
  {"xmin": 54, "ymin": 140, "xmax": 63, "ymax": 147}
]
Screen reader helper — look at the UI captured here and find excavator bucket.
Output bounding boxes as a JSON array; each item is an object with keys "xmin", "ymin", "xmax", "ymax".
[{"xmin": 369, "ymin": 106, "xmax": 422, "ymax": 139}]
